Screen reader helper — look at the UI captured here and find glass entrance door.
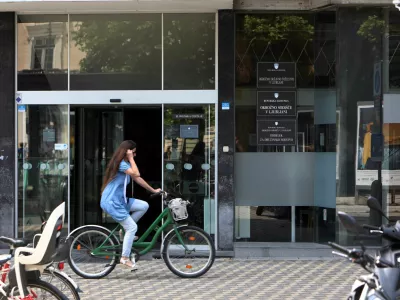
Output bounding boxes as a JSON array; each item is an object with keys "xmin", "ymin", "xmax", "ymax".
[
  {"xmin": 70, "ymin": 107, "xmax": 124, "ymax": 229},
  {"xmin": 70, "ymin": 106, "xmax": 162, "ymax": 233},
  {"xmin": 163, "ymin": 105, "xmax": 216, "ymax": 238},
  {"xmin": 17, "ymin": 104, "xmax": 69, "ymax": 238},
  {"xmin": 17, "ymin": 104, "xmax": 215, "ymax": 239}
]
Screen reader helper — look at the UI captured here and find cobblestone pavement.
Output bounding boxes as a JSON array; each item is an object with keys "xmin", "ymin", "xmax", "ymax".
[{"xmin": 65, "ymin": 259, "xmax": 365, "ymax": 300}]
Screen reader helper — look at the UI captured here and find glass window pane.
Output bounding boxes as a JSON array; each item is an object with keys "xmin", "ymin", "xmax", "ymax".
[
  {"xmin": 389, "ymin": 10, "xmax": 400, "ymax": 90},
  {"xmin": 163, "ymin": 14, "xmax": 215, "ymax": 90},
  {"xmin": 235, "ymin": 206, "xmax": 292, "ymax": 242},
  {"xmin": 70, "ymin": 14, "xmax": 162, "ymax": 90},
  {"xmin": 33, "ymin": 49, "xmax": 43, "ymax": 69},
  {"xmin": 235, "ymin": 102, "xmax": 317, "ymax": 153},
  {"xmin": 18, "ymin": 15, "xmax": 68, "ymax": 91},
  {"xmin": 18, "ymin": 105, "xmax": 69, "ymax": 239},
  {"xmin": 235, "ymin": 13, "xmax": 337, "ymax": 244},
  {"xmin": 295, "ymin": 206, "xmax": 315, "ymax": 242},
  {"xmin": 163, "ymin": 105, "xmax": 216, "ymax": 237},
  {"xmin": 336, "ymin": 8, "xmax": 385, "ymax": 246},
  {"xmin": 236, "ymin": 13, "xmax": 335, "ymax": 90}
]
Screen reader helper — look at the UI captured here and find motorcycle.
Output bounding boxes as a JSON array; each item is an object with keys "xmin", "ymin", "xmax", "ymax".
[{"xmin": 330, "ymin": 196, "xmax": 400, "ymax": 300}]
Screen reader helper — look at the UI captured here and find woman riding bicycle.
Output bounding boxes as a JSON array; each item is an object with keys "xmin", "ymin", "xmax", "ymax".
[{"xmin": 100, "ymin": 140, "xmax": 161, "ymax": 269}]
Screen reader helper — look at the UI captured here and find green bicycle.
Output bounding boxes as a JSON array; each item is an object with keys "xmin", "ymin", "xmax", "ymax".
[{"xmin": 67, "ymin": 191, "xmax": 215, "ymax": 279}]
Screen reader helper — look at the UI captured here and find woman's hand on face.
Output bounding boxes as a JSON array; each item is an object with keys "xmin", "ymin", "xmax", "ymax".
[
  {"xmin": 126, "ymin": 149, "xmax": 134, "ymax": 160},
  {"xmin": 153, "ymin": 188, "xmax": 162, "ymax": 194}
]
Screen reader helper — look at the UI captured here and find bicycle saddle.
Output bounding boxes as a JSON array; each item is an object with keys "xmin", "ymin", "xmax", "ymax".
[
  {"xmin": 0, "ymin": 254, "xmax": 12, "ymax": 265},
  {"xmin": 0, "ymin": 236, "xmax": 29, "ymax": 248}
]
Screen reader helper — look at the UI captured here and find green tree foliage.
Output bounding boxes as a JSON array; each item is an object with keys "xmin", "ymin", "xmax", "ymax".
[
  {"xmin": 71, "ymin": 14, "xmax": 215, "ymax": 89},
  {"xmin": 242, "ymin": 15, "xmax": 314, "ymax": 43},
  {"xmin": 163, "ymin": 15, "xmax": 215, "ymax": 89},
  {"xmin": 357, "ymin": 15, "xmax": 385, "ymax": 43},
  {"xmin": 236, "ymin": 15, "xmax": 316, "ymax": 86}
]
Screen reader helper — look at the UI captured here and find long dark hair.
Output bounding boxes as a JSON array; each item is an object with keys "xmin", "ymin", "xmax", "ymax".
[{"xmin": 101, "ymin": 140, "xmax": 136, "ymax": 193}]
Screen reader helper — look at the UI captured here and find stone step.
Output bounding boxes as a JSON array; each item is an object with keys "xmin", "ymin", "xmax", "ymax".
[{"xmin": 234, "ymin": 242, "xmax": 340, "ymax": 259}]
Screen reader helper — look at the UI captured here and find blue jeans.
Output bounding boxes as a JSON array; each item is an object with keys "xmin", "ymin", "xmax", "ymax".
[{"xmin": 120, "ymin": 199, "xmax": 149, "ymax": 257}]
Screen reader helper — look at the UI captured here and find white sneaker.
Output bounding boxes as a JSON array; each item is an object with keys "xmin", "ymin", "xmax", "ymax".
[{"xmin": 120, "ymin": 258, "xmax": 138, "ymax": 271}]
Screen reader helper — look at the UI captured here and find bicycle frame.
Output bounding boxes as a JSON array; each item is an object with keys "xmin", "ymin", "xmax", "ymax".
[
  {"xmin": 0, "ymin": 262, "xmax": 10, "ymax": 283},
  {"xmin": 92, "ymin": 206, "xmax": 187, "ymax": 257},
  {"xmin": 0, "ymin": 262, "xmax": 10, "ymax": 297}
]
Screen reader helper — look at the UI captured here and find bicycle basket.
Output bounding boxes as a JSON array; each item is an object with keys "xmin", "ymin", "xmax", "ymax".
[{"xmin": 168, "ymin": 198, "xmax": 188, "ymax": 221}]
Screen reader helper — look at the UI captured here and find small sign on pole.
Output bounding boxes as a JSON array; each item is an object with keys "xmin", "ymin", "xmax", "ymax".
[{"xmin": 373, "ymin": 62, "xmax": 382, "ymax": 98}]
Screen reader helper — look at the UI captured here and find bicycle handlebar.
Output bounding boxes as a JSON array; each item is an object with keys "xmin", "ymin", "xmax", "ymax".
[
  {"xmin": 150, "ymin": 190, "xmax": 185, "ymax": 200},
  {"xmin": 149, "ymin": 191, "xmax": 165, "ymax": 199}
]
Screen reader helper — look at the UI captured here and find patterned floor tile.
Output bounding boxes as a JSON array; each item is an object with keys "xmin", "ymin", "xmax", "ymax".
[{"xmin": 59, "ymin": 259, "xmax": 365, "ymax": 299}]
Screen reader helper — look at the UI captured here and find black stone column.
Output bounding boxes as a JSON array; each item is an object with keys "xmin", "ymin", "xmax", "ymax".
[
  {"xmin": 0, "ymin": 12, "xmax": 15, "ymax": 243},
  {"xmin": 217, "ymin": 10, "xmax": 235, "ymax": 251},
  {"xmin": 336, "ymin": 8, "xmax": 383, "ymax": 199}
]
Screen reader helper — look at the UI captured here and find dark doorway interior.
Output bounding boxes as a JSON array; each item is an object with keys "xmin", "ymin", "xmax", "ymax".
[
  {"xmin": 70, "ymin": 106, "xmax": 162, "ymax": 237},
  {"xmin": 123, "ymin": 107, "xmax": 162, "ymax": 237}
]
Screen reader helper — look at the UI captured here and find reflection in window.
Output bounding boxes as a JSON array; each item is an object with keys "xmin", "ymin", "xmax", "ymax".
[
  {"xmin": 163, "ymin": 14, "xmax": 215, "ymax": 90},
  {"xmin": 234, "ymin": 13, "xmax": 336, "ymax": 154},
  {"xmin": 235, "ymin": 206, "xmax": 291, "ymax": 242},
  {"xmin": 389, "ymin": 11, "xmax": 400, "ymax": 89},
  {"xmin": 335, "ymin": 8, "xmax": 386, "ymax": 246},
  {"xmin": 235, "ymin": 107, "xmax": 315, "ymax": 153},
  {"xmin": 297, "ymin": 111, "xmax": 315, "ymax": 152},
  {"xmin": 17, "ymin": 105, "xmax": 69, "ymax": 238},
  {"xmin": 32, "ymin": 37, "xmax": 55, "ymax": 70},
  {"xmin": 17, "ymin": 15, "xmax": 68, "ymax": 91},
  {"xmin": 163, "ymin": 106, "xmax": 215, "ymax": 234},
  {"xmin": 70, "ymin": 14, "xmax": 162, "ymax": 90},
  {"xmin": 236, "ymin": 13, "xmax": 336, "ymax": 89},
  {"xmin": 234, "ymin": 12, "xmax": 338, "ymax": 244}
]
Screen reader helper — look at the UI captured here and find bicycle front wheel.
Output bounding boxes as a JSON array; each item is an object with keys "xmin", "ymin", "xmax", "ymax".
[
  {"xmin": 1, "ymin": 279, "xmax": 68, "ymax": 300},
  {"xmin": 41, "ymin": 269, "xmax": 80, "ymax": 300},
  {"xmin": 162, "ymin": 225, "xmax": 215, "ymax": 278},
  {"xmin": 68, "ymin": 226, "xmax": 119, "ymax": 279}
]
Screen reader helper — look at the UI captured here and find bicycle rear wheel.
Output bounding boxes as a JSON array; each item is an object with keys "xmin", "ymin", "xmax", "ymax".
[
  {"xmin": 162, "ymin": 226, "xmax": 215, "ymax": 278},
  {"xmin": 68, "ymin": 226, "xmax": 119, "ymax": 279},
  {"xmin": 1, "ymin": 279, "xmax": 68, "ymax": 300}
]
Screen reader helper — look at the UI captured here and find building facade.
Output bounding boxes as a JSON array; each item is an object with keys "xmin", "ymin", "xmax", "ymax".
[{"xmin": 0, "ymin": 0, "xmax": 399, "ymax": 257}]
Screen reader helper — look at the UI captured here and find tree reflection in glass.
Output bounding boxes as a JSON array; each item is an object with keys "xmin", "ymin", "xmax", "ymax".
[
  {"xmin": 69, "ymin": 14, "xmax": 162, "ymax": 90},
  {"xmin": 163, "ymin": 14, "xmax": 216, "ymax": 90}
]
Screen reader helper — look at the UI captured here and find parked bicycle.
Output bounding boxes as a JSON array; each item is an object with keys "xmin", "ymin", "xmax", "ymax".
[
  {"xmin": 0, "ymin": 237, "xmax": 81, "ymax": 300},
  {"xmin": 0, "ymin": 202, "xmax": 68, "ymax": 300},
  {"xmin": 68, "ymin": 191, "xmax": 215, "ymax": 279},
  {"xmin": 0, "ymin": 222, "xmax": 81, "ymax": 300}
]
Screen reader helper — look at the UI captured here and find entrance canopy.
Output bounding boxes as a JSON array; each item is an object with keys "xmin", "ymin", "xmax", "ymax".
[{"xmin": 0, "ymin": 0, "xmax": 233, "ymax": 13}]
